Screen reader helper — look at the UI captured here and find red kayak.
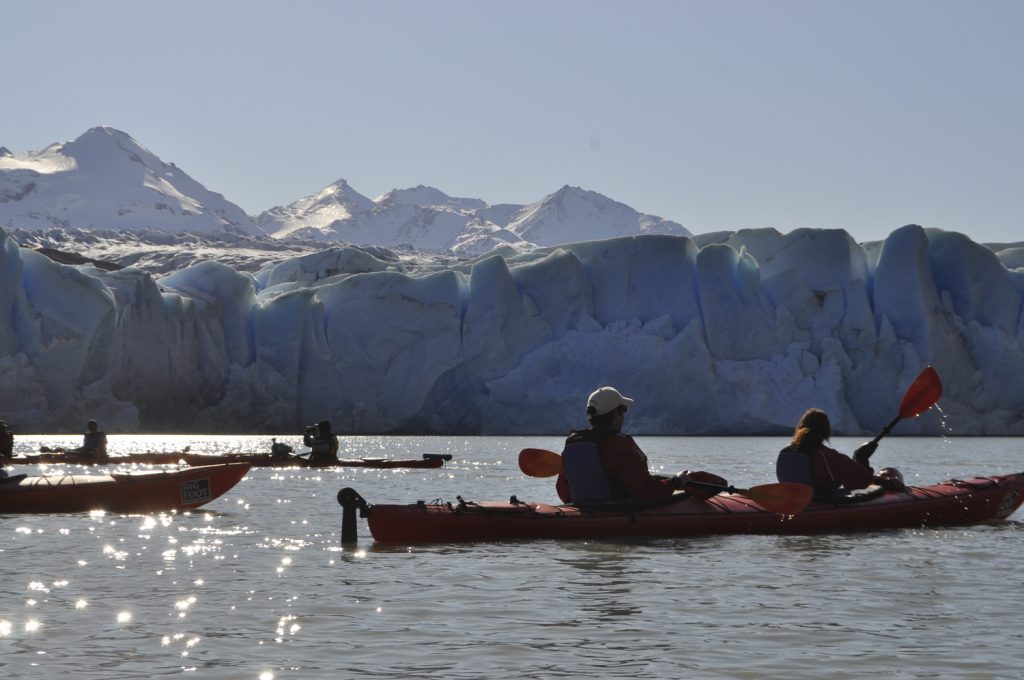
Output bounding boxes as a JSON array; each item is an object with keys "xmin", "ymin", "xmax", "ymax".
[
  {"xmin": 348, "ymin": 473, "xmax": 1024, "ymax": 543},
  {"xmin": 0, "ymin": 463, "xmax": 250, "ymax": 514}
]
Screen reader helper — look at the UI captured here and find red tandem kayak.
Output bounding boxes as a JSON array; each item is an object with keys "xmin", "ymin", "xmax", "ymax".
[
  {"xmin": 344, "ymin": 473, "xmax": 1024, "ymax": 543},
  {"xmin": 13, "ymin": 452, "xmax": 450, "ymax": 469},
  {"xmin": 0, "ymin": 463, "xmax": 250, "ymax": 514}
]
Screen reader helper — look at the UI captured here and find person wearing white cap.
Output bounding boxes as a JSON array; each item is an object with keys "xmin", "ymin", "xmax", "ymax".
[{"xmin": 555, "ymin": 386, "xmax": 727, "ymax": 507}]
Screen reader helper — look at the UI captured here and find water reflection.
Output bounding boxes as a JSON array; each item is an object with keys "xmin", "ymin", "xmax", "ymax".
[
  {"xmin": 553, "ymin": 543, "xmax": 647, "ymax": 620},
  {"xmin": 3, "ymin": 434, "xmax": 1024, "ymax": 679}
]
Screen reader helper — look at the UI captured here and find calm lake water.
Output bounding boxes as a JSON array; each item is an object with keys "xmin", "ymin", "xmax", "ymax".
[{"xmin": 2, "ymin": 434, "xmax": 1022, "ymax": 679}]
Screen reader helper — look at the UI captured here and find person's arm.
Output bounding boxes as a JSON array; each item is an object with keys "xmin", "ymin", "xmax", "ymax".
[
  {"xmin": 555, "ymin": 471, "xmax": 572, "ymax": 503},
  {"xmin": 823, "ymin": 450, "xmax": 874, "ymax": 490},
  {"xmin": 604, "ymin": 437, "xmax": 674, "ymax": 505}
]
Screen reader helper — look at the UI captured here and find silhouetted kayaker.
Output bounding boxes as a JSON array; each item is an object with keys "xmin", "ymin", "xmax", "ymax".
[
  {"xmin": 776, "ymin": 408, "xmax": 876, "ymax": 501},
  {"xmin": 270, "ymin": 438, "xmax": 294, "ymax": 459},
  {"xmin": 303, "ymin": 420, "xmax": 339, "ymax": 465},
  {"xmin": 73, "ymin": 420, "xmax": 108, "ymax": 461},
  {"xmin": 556, "ymin": 386, "xmax": 726, "ymax": 507},
  {"xmin": 0, "ymin": 421, "xmax": 13, "ymax": 460},
  {"xmin": 0, "ymin": 420, "xmax": 12, "ymax": 478}
]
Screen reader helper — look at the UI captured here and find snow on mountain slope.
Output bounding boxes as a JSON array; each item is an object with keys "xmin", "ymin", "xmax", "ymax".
[
  {"xmin": 258, "ymin": 182, "xmax": 490, "ymax": 250},
  {"xmin": 0, "ymin": 127, "xmax": 264, "ymax": 236},
  {"xmin": 260, "ymin": 181, "xmax": 690, "ymax": 254},
  {"xmin": 506, "ymin": 185, "xmax": 691, "ymax": 246},
  {"xmin": 255, "ymin": 179, "xmax": 375, "ymax": 239},
  {"xmin": 374, "ymin": 185, "xmax": 486, "ymax": 212},
  {"xmin": 3, "ymin": 127, "xmax": 688, "ymax": 255}
]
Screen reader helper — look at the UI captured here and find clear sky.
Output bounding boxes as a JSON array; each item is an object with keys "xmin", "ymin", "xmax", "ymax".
[{"xmin": 3, "ymin": 0, "xmax": 1022, "ymax": 243}]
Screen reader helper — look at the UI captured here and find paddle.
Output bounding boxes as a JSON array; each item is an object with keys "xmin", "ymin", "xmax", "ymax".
[
  {"xmin": 868, "ymin": 366, "xmax": 943, "ymax": 446},
  {"xmin": 517, "ymin": 448, "xmax": 812, "ymax": 515}
]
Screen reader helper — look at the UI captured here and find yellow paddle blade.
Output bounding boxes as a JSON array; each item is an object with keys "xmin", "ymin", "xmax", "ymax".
[{"xmin": 518, "ymin": 448, "xmax": 562, "ymax": 478}]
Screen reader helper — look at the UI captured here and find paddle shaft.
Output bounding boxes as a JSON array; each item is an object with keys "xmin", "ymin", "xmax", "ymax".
[
  {"xmin": 687, "ymin": 479, "xmax": 754, "ymax": 496},
  {"xmin": 869, "ymin": 415, "xmax": 901, "ymax": 446}
]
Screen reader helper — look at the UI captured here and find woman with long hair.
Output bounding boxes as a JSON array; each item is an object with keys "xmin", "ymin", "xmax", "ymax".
[{"xmin": 776, "ymin": 408, "xmax": 875, "ymax": 501}]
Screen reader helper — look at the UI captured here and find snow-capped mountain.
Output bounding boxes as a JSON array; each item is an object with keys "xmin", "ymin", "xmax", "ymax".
[
  {"xmin": 506, "ymin": 185, "xmax": 689, "ymax": 246},
  {"xmin": 258, "ymin": 182, "xmax": 690, "ymax": 255},
  {"xmin": 3, "ymin": 127, "xmax": 689, "ymax": 255},
  {"xmin": 0, "ymin": 127, "xmax": 264, "ymax": 236},
  {"xmin": 255, "ymin": 179, "xmax": 375, "ymax": 239},
  {"xmin": 374, "ymin": 185, "xmax": 486, "ymax": 212}
]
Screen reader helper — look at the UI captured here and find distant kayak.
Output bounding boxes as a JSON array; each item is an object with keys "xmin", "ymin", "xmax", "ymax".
[
  {"xmin": 348, "ymin": 472, "xmax": 1024, "ymax": 543},
  {"xmin": 178, "ymin": 452, "xmax": 450, "ymax": 469},
  {"xmin": 0, "ymin": 463, "xmax": 250, "ymax": 514},
  {"xmin": 13, "ymin": 450, "xmax": 451, "ymax": 469}
]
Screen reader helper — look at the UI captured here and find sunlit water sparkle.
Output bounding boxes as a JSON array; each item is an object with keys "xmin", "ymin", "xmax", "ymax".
[{"xmin": 1, "ymin": 434, "xmax": 1022, "ymax": 678}]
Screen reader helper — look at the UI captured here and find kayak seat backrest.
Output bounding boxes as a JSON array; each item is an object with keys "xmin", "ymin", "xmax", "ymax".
[
  {"xmin": 562, "ymin": 440, "xmax": 617, "ymax": 504},
  {"xmin": 776, "ymin": 451, "xmax": 814, "ymax": 486}
]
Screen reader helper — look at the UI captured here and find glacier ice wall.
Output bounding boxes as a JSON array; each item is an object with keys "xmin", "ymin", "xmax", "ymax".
[{"xmin": 1, "ymin": 225, "xmax": 1022, "ymax": 435}]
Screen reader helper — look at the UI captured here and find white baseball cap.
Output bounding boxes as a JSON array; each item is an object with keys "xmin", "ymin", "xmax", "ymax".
[{"xmin": 587, "ymin": 386, "xmax": 635, "ymax": 416}]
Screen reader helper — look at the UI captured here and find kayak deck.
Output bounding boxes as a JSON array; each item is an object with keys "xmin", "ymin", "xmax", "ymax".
[{"xmin": 356, "ymin": 473, "xmax": 1024, "ymax": 543}]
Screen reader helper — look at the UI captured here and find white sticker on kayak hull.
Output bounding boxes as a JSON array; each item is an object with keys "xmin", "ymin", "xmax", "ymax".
[{"xmin": 180, "ymin": 478, "xmax": 212, "ymax": 505}]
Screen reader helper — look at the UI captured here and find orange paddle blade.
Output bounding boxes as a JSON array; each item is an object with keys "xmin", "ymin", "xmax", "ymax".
[
  {"xmin": 741, "ymin": 482, "xmax": 813, "ymax": 516},
  {"xmin": 899, "ymin": 366, "xmax": 942, "ymax": 419},
  {"xmin": 518, "ymin": 448, "xmax": 562, "ymax": 478}
]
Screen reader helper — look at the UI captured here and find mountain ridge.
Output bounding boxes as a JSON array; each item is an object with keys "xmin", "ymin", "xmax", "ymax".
[{"xmin": 3, "ymin": 127, "xmax": 690, "ymax": 255}]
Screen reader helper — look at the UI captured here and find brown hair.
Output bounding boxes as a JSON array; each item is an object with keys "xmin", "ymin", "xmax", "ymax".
[{"xmin": 791, "ymin": 408, "xmax": 831, "ymax": 451}]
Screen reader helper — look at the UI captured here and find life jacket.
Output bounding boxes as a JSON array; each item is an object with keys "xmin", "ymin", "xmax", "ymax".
[
  {"xmin": 776, "ymin": 451, "xmax": 815, "ymax": 486},
  {"xmin": 561, "ymin": 439, "xmax": 620, "ymax": 504}
]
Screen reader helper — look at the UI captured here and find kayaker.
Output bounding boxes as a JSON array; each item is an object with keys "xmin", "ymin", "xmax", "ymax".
[
  {"xmin": 303, "ymin": 420, "xmax": 339, "ymax": 465},
  {"xmin": 0, "ymin": 421, "xmax": 13, "ymax": 461},
  {"xmin": 776, "ymin": 408, "xmax": 875, "ymax": 501},
  {"xmin": 0, "ymin": 420, "xmax": 11, "ymax": 478},
  {"xmin": 555, "ymin": 386, "xmax": 726, "ymax": 507},
  {"xmin": 73, "ymin": 420, "xmax": 109, "ymax": 461},
  {"xmin": 270, "ymin": 438, "xmax": 294, "ymax": 459}
]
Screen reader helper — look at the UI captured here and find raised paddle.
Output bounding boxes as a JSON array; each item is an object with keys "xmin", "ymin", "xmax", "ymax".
[
  {"xmin": 868, "ymin": 366, "xmax": 943, "ymax": 446},
  {"xmin": 517, "ymin": 448, "xmax": 812, "ymax": 515}
]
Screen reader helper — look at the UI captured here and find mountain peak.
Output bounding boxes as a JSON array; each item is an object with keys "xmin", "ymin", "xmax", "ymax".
[
  {"xmin": 59, "ymin": 126, "xmax": 161, "ymax": 174},
  {"xmin": 508, "ymin": 185, "xmax": 690, "ymax": 245},
  {"xmin": 375, "ymin": 185, "xmax": 486, "ymax": 212},
  {"xmin": 0, "ymin": 127, "xmax": 264, "ymax": 236}
]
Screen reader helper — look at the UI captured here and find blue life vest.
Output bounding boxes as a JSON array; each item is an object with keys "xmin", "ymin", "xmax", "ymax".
[
  {"xmin": 561, "ymin": 439, "xmax": 618, "ymax": 504},
  {"xmin": 776, "ymin": 451, "xmax": 814, "ymax": 485}
]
